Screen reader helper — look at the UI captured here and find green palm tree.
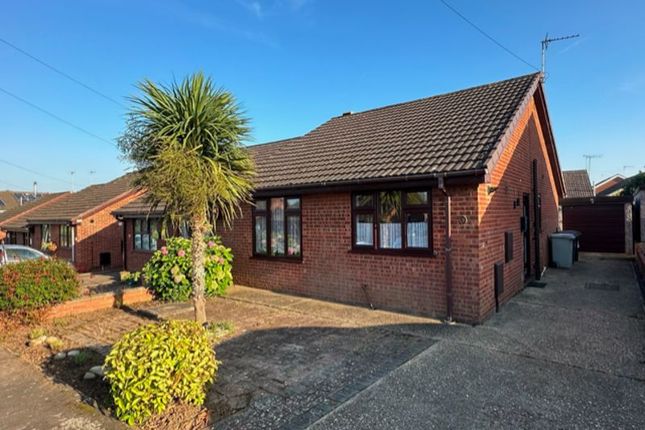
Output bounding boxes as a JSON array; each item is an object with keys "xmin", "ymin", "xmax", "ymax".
[{"xmin": 119, "ymin": 72, "xmax": 255, "ymax": 323}]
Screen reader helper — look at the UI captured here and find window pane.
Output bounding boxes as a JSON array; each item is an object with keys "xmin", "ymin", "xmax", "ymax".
[
  {"xmin": 406, "ymin": 212, "xmax": 429, "ymax": 248},
  {"xmin": 270, "ymin": 198, "xmax": 285, "ymax": 255},
  {"xmin": 406, "ymin": 191, "xmax": 428, "ymax": 205},
  {"xmin": 150, "ymin": 220, "xmax": 159, "ymax": 251},
  {"xmin": 354, "ymin": 193, "xmax": 373, "ymax": 208},
  {"xmin": 378, "ymin": 191, "xmax": 402, "ymax": 249},
  {"xmin": 254, "ymin": 215, "xmax": 267, "ymax": 254},
  {"xmin": 255, "ymin": 200, "xmax": 267, "ymax": 211},
  {"xmin": 286, "ymin": 198, "xmax": 300, "ymax": 210},
  {"xmin": 142, "ymin": 233, "xmax": 150, "ymax": 251},
  {"xmin": 134, "ymin": 220, "xmax": 142, "ymax": 250},
  {"xmin": 355, "ymin": 214, "xmax": 373, "ymax": 246},
  {"xmin": 287, "ymin": 215, "xmax": 301, "ymax": 256}
]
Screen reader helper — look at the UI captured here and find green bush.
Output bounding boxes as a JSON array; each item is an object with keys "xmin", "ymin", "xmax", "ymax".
[
  {"xmin": 142, "ymin": 236, "xmax": 233, "ymax": 301},
  {"xmin": 104, "ymin": 320, "xmax": 218, "ymax": 425},
  {"xmin": 0, "ymin": 258, "xmax": 79, "ymax": 312}
]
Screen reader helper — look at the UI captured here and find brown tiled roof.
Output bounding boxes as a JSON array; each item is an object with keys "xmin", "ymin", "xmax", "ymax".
[
  {"xmin": 0, "ymin": 191, "xmax": 20, "ymax": 211},
  {"xmin": 0, "ymin": 192, "xmax": 69, "ymax": 232},
  {"xmin": 112, "ymin": 194, "xmax": 165, "ymax": 218},
  {"xmin": 26, "ymin": 174, "xmax": 137, "ymax": 223},
  {"xmin": 563, "ymin": 170, "xmax": 594, "ymax": 198},
  {"xmin": 248, "ymin": 73, "xmax": 542, "ymax": 190}
]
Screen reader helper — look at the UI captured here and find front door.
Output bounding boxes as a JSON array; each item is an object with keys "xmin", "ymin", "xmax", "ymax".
[{"xmin": 522, "ymin": 193, "xmax": 531, "ymax": 278}]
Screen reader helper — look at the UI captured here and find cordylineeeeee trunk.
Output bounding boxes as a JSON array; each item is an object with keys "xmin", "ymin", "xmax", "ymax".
[{"xmin": 191, "ymin": 215, "xmax": 207, "ymax": 324}]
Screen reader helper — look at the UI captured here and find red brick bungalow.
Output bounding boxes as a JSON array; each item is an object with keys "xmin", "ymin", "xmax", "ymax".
[
  {"xmin": 117, "ymin": 73, "xmax": 564, "ymax": 323},
  {"xmin": 0, "ymin": 192, "xmax": 70, "ymax": 245},
  {"xmin": 25, "ymin": 175, "xmax": 141, "ymax": 272}
]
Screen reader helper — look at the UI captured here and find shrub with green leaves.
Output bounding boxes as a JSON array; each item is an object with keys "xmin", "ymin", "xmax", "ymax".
[
  {"xmin": 142, "ymin": 236, "xmax": 233, "ymax": 301},
  {"xmin": 0, "ymin": 258, "xmax": 79, "ymax": 312},
  {"xmin": 104, "ymin": 320, "xmax": 218, "ymax": 425}
]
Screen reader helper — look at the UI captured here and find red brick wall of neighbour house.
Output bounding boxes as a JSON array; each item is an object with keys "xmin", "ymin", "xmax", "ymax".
[
  {"xmin": 73, "ymin": 193, "xmax": 142, "ymax": 272},
  {"xmin": 477, "ymin": 96, "xmax": 560, "ymax": 321},
  {"xmin": 218, "ymin": 186, "xmax": 482, "ymax": 322}
]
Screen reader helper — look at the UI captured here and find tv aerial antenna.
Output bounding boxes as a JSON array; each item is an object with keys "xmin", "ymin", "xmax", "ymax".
[{"xmin": 541, "ymin": 33, "xmax": 580, "ymax": 80}]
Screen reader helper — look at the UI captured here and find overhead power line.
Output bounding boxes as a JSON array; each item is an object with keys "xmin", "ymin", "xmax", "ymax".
[
  {"xmin": 0, "ymin": 158, "xmax": 73, "ymax": 185},
  {"xmin": 0, "ymin": 178, "xmax": 30, "ymax": 190},
  {"xmin": 438, "ymin": 0, "xmax": 540, "ymax": 71},
  {"xmin": 0, "ymin": 36, "xmax": 126, "ymax": 108},
  {"xmin": 0, "ymin": 86, "xmax": 116, "ymax": 147}
]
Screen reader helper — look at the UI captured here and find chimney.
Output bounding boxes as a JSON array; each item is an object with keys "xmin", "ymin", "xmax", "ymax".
[
  {"xmin": 342, "ymin": 111, "xmax": 353, "ymax": 116},
  {"xmin": 33, "ymin": 181, "xmax": 37, "ymax": 198}
]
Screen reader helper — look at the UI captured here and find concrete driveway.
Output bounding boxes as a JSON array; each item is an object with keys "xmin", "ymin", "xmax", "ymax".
[{"xmin": 309, "ymin": 254, "xmax": 645, "ymax": 429}]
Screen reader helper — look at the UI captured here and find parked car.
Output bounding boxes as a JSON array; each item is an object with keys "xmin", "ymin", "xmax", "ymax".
[{"xmin": 0, "ymin": 244, "xmax": 49, "ymax": 265}]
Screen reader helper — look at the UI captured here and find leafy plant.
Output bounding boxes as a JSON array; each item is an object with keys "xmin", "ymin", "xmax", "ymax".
[
  {"xmin": 119, "ymin": 271, "xmax": 141, "ymax": 287},
  {"xmin": 104, "ymin": 320, "xmax": 218, "ymax": 425},
  {"xmin": 73, "ymin": 350, "xmax": 92, "ymax": 366},
  {"xmin": 620, "ymin": 172, "xmax": 645, "ymax": 196},
  {"xmin": 0, "ymin": 258, "xmax": 79, "ymax": 312},
  {"xmin": 29, "ymin": 327, "xmax": 46, "ymax": 340},
  {"xmin": 118, "ymin": 72, "xmax": 255, "ymax": 323},
  {"xmin": 142, "ymin": 236, "xmax": 233, "ymax": 301}
]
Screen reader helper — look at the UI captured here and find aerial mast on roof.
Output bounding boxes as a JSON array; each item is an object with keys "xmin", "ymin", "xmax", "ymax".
[
  {"xmin": 540, "ymin": 33, "xmax": 580, "ymax": 81},
  {"xmin": 583, "ymin": 154, "xmax": 602, "ymax": 194}
]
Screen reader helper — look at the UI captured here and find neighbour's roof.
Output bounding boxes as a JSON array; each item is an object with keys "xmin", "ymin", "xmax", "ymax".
[
  {"xmin": 597, "ymin": 172, "xmax": 644, "ymax": 197},
  {"xmin": 596, "ymin": 175, "xmax": 629, "ymax": 197},
  {"xmin": 595, "ymin": 173, "xmax": 625, "ymax": 188},
  {"xmin": 248, "ymin": 73, "xmax": 543, "ymax": 190},
  {"xmin": 0, "ymin": 192, "xmax": 69, "ymax": 232},
  {"xmin": 112, "ymin": 194, "xmax": 165, "ymax": 218},
  {"xmin": 562, "ymin": 170, "xmax": 594, "ymax": 198},
  {"xmin": 26, "ymin": 174, "xmax": 136, "ymax": 223}
]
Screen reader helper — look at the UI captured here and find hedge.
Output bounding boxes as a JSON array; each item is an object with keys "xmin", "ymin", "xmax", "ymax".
[{"xmin": 0, "ymin": 258, "xmax": 80, "ymax": 312}]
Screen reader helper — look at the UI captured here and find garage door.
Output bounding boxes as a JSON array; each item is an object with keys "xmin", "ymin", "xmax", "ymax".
[{"xmin": 562, "ymin": 197, "xmax": 630, "ymax": 253}]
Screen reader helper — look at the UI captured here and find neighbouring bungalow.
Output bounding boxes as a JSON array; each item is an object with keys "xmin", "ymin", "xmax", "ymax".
[
  {"xmin": 0, "ymin": 192, "xmax": 69, "ymax": 245},
  {"xmin": 562, "ymin": 169, "xmax": 594, "ymax": 198},
  {"xmin": 24, "ymin": 175, "xmax": 141, "ymax": 272},
  {"xmin": 116, "ymin": 73, "xmax": 564, "ymax": 323},
  {"xmin": 594, "ymin": 174, "xmax": 625, "ymax": 196}
]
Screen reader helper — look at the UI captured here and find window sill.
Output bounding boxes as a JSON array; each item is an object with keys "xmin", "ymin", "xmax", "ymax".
[
  {"xmin": 251, "ymin": 255, "xmax": 303, "ymax": 263},
  {"xmin": 349, "ymin": 247, "xmax": 437, "ymax": 258}
]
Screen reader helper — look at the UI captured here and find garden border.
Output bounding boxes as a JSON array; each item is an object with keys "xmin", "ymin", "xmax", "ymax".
[{"xmin": 45, "ymin": 287, "xmax": 153, "ymax": 319}]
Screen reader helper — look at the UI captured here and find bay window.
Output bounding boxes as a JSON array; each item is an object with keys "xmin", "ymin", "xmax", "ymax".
[
  {"xmin": 253, "ymin": 197, "xmax": 301, "ymax": 258},
  {"xmin": 352, "ymin": 190, "xmax": 431, "ymax": 253}
]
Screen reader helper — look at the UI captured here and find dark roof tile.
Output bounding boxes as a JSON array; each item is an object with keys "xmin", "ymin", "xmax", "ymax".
[
  {"xmin": 562, "ymin": 170, "xmax": 594, "ymax": 198},
  {"xmin": 248, "ymin": 73, "xmax": 541, "ymax": 190},
  {"xmin": 26, "ymin": 174, "xmax": 136, "ymax": 223}
]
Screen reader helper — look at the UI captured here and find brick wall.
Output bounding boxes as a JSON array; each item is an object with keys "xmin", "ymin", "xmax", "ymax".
[
  {"xmin": 477, "ymin": 96, "xmax": 560, "ymax": 320},
  {"xmin": 219, "ymin": 186, "xmax": 482, "ymax": 321},
  {"xmin": 73, "ymin": 194, "xmax": 142, "ymax": 272}
]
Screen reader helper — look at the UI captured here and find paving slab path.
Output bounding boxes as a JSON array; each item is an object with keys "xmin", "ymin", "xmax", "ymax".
[{"xmin": 0, "ymin": 347, "xmax": 124, "ymax": 430}]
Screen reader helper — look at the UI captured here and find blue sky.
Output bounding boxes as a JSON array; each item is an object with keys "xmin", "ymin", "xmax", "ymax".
[{"xmin": 1, "ymin": 0, "xmax": 643, "ymax": 192}]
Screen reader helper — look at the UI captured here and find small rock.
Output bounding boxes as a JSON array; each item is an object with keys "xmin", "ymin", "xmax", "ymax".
[
  {"xmin": 83, "ymin": 372, "xmax": 96, "ymax": 380},
  {"xmin": 67, "ymin": 350, "xmax": 80, "ymax": 357},
  {"xmin": 54, "ymin": 352, "xmax": 67, "ymax": 360},
  {"xmin": 89, "ymin": 365, "xmax": 104, "ymax": 377}
]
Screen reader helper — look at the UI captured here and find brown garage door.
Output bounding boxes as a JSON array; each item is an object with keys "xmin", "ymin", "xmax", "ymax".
[{"xmin": 562, "ymin": 197, "xmax": 630, "ymax": 253}]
